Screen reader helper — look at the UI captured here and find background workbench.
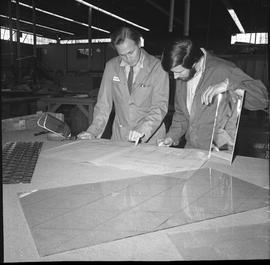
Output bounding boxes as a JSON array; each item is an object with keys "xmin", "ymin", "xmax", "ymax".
[{"xmin": 39, "ymin": 96, "xmax": 96, "ymax": 125}]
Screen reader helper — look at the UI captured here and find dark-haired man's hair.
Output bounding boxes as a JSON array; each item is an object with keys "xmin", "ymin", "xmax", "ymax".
[
  {"xmin": 161, "ymin": 38, "xmax": 203, "ymax": 72},
  {"xmin": 110, "ymin": 27, "xmax": 142, "ymax": 49}
]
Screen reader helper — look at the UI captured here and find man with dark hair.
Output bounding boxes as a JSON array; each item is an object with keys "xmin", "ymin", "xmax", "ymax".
[
  {"xmin": 78, "ymin": 27, "xmax": 169, "ymax": 144},
  {"xmin": 158, "ymin": 38, "xmax": 268, "ymax": 150}
]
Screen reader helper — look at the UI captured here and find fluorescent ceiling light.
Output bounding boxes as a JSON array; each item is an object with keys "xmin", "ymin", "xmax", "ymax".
[
  {"xmin": 0, "ymin": 14, "xmax": 75, "ymax": 35},
  {"xmin": 227, "ymin": 9, "xmax": 245, "ymax": 33},
  {"xmin": 74, "ymin": 0, "xmax": 150, "ymax": 31},
  {"xmin": 11, "ymin": 0, "xmax": 110, "ymax": 33}
]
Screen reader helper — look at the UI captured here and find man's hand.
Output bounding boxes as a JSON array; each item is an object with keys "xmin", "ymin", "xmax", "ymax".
[
  {"xmin": 128, "ymin": 130, "xmax": 145, "ymax": 145},
  {"xmin": 157, "ymin": 137, "xmax": 174, "ymax": 147},
  {"xmin": 77, "ymin": 131, "xmax": 96, "ymax": 140},
  {"xmin": 201, "ymin": 79, "xmax": 229, "ymax": 105},
  {"xmin": 228, "ymin": 88, "xmax": 243, "ymax": 104}
]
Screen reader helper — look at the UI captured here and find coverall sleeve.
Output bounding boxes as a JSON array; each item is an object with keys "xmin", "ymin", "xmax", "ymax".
[
  {"xmin": 135, "ymin": 62, "xmax": 170, "ymax": 141},
  {"xmin": 166, "ymin": 82, "xmax": 189, "ymax": 145},
  {"xmin": 227, "ymin": 67, "xmax": 269, "ymax": 110},
  {"xmin": 86, "ymin": 63, "xmax": 113, "ymax": 138}
]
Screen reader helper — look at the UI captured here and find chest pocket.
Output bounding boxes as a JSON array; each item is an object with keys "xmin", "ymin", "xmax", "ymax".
[
  {"xmin": 112, "ymin": 80, "xmax": 127, "ymax": 101},
  {"xmin": 112, "ymin": 79, "xmax": 123, "ymax": 90},
  {"xmin": 133, "ymin": 84, "xmax": 153, "ymax": 107}
]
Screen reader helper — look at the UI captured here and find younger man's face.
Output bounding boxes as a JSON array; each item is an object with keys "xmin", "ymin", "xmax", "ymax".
[{"xmin": 171, "ymin": 64, "xmax": 196, "ymax": 81}]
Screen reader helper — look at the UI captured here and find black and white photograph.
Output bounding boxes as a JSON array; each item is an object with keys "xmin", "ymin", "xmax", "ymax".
[{"xmin": 1, "ymin": 0, "xmax": 269, "ymax": 261}]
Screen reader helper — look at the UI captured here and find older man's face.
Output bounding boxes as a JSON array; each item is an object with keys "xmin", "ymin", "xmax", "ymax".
[{"xmin": 115, "ymin": 38, "xmax": 141, "ymax": 67}]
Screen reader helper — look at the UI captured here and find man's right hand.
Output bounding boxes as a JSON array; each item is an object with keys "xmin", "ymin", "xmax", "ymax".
[
  {"xmin": 77, "ymin": 131, "xmax": 96, "ymax": 140},
  {"xmin": 157, "ymin": 137, "xmax": 174, "ymax": 147}
]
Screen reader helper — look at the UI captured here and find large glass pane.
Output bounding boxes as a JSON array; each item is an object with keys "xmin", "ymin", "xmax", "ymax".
[{"xmin": 18, "ymin": 168, "xmax": 268, "ymax": 257}]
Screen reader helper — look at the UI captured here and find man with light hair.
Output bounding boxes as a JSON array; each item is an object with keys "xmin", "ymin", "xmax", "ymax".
[{"xmin": 78, "ymin": 26, "xmax": 169, "ymax": 144}]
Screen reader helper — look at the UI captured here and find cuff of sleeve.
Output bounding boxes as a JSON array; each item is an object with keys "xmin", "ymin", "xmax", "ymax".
[
  {"xmin": 227, "ymin": 78, "xmax": 242, "ymax": 92},
  {"xmin": 86, "ymin": 128, "xmax": 97, "ymax": 138},
  {"xmin": 166, "ymin": 135, "xmax": 179, "ymax": 146}
]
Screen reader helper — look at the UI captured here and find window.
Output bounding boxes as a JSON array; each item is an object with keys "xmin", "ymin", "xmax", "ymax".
[{"xmin": 231, "ymin": 33, "xmax": 268, "ymax": 45}]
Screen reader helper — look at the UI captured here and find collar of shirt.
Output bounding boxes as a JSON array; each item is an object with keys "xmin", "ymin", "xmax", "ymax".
[
  {"xmin": 186, "ymin": 48, "xmax": 207, "ymax": 114},
  {"xmin": 120, "ymin": 49, "xmax": 145, "ymax": 80},
  {"xmin": 193, "ymin": 48, "xmax": 206, "ymax": 77}
]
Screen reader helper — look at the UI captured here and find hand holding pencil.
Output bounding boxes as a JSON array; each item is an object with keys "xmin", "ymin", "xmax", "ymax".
[{"xmin": 128, "ymin": 130, "xmax": 145, "ymax": 146}]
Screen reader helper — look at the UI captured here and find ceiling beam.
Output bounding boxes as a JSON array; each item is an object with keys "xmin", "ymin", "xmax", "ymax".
[
  {"xmin": 74, "ymin": 0, "xmax": 150, "ymax": 31},
  {"xmin": 0, "ymin": 15, "xmax": 75, "ymax": 35},
  {"xmin": 146, "ymin": 0, "xmax": 183, "ymax": 25},
  {"xmin": 11, "ymin": 0, "xmax": 110, "ymax": 33}
]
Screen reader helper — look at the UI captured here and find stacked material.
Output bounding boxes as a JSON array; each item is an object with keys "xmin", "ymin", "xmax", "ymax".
[{"xmin": 2, "ymin": 141, "xmax": 43, "ymax": 184}]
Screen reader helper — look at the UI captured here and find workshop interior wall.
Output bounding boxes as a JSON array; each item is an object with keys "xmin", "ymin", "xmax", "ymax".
[{"xmin": 38, "ymin": 42, "xmax": 116, "ymax": 73}]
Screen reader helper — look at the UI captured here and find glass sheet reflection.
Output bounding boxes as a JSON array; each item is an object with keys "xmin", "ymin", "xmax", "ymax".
[
  {"xmin": 168, "ymin": 223, "xmax": 270, "ymax": 260},
  {"xmin": 18, "ymin": 168, "xmax": 269, "ymax": 257},
  {"xmin": 209, "ymin": 90, "xmax": 245, "ymax": 165}
]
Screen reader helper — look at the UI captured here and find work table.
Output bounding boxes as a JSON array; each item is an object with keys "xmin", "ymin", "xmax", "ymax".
[{"xmin": 2, "ymin": 129, "xmax": 269, "ymax": 261}]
